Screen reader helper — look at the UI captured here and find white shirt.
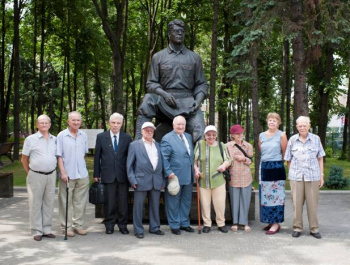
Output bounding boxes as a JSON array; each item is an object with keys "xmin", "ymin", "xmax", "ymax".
[
  {"xmin": 110, "ymin": 131, "xmax": 120, "ymax": 147},
  {"xmin": 178, "ymin": 133, "xmax": 190, "ymax": 155},
  {"xmin": 22, "ymin": 131, "xmax": 57, "ymax": 172},
  {"xmin": 142, "ymin": 138, "xmax": 158, "ymax": 170}
]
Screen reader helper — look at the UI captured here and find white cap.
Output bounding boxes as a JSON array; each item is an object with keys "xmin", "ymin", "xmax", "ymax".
[
  {"xmin": 141, "ymin": 122, "xmax": 156, "ymax": 130},
  {"xmin": 167, "ymin": 175, "xmax": 180, "ymax": 196},
  {"xmin": 204, "ymin": 125, "xmax": 217, "ymax": 134}
]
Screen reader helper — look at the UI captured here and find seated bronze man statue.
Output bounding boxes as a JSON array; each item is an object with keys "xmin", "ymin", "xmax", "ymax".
[{"xmin": 136, "ymin": 19, "xmax": 208, "ymax": 143}]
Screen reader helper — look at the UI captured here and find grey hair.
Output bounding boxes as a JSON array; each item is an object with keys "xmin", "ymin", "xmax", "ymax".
[
  {"xmin": 36, "ymin": 114, "xmax": 51, "ymax": 123},
  {"xmin": 296, "ymin": 116, "xmax": 311, "ymax": 125},
  {"xmin": 68, "ymin": 111, "xmax": 82, "ymax": 120},
  {"xmin": 173, "ymin": 115, "xmax": 186, "ymax": 125},
  {"xmin": 109, "ymin": 112, "xmax": 124, "ymax": 122}
]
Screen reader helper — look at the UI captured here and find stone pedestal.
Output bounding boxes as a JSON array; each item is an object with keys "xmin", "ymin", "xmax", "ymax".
[
  {"xmin": 94, "ymin": 187, "xmax": 255, "ymax": 224},
  {"xmin": 0, "ymin": 172, "xmax": 14, "ymax": 198}
]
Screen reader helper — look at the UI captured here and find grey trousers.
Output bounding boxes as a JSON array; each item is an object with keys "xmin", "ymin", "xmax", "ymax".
[
  {"xmin": 228, "ymin": 184, "xmax": 252, "ymax": 225},
  {"xmin": 133, "ymin": 189, "xmax": 161, "ymax": 235},
  {"xmin": 26, "ymin": 170, "xmax": 56, "ymax": 236}
]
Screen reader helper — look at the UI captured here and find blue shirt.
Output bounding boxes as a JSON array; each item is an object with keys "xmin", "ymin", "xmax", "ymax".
[
  {"xmin": 56, "ymin": 128, "xmax": 89, "ymax": 179},
  {"xmin": 284, "ymin": 132, "xmax": 325, "ymax": 181}
]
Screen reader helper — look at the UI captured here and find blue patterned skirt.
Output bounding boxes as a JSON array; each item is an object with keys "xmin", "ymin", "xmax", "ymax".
[{"xmin": 259, "ymin": 161, "xmax": 286, "ymax": 224}]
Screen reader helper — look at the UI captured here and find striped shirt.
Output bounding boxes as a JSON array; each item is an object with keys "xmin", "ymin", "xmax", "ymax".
[
  {"xmin": 284, "ymin": 132, "xmax": 325, "ymax": 181},
  {"xmin": 226, "ymin": 141, "xmax": 253, "ymax": 188}
]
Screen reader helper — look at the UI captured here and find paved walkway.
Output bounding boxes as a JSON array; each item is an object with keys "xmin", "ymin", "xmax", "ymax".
[{"xmin": 0, "ymin": 188, "xmax": 349, "ymax": 265}]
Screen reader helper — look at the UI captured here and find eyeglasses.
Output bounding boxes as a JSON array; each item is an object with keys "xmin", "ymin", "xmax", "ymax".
[{"xmin": 38, "ymin": 122, "xmax": 50, "ymax": 125}]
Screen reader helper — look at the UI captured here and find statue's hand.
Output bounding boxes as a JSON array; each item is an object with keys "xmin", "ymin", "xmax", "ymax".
[
  {"xmin": 162, "ymin": 92, "xmax": 177, "ymax": 108},
  {"xmin": 192, "ymin": 99, "xmax": 201, "ymax": 112}
]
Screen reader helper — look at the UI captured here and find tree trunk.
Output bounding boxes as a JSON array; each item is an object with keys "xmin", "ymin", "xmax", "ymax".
[
  {"xmin": 245, "ymin": 88, "xmax": 250, "ymax": 142},
  {"xmin": 281, "ymin": 39, "xmax": 290, "ymax": 132},
  {"xmin": 58, "ymin": 55, "xmax": 66, "ymax": 132},
  {"xmin": 37, "ymin": 0, "xmax": 45, "ymax": 115},
  {"xmin": 94, "ymin": 61, "xmax": 106, "ymax": 130},
  {"xmin": 342, "ymin": 59, "xmax": 350, "ymax": 161},
  {"xmin": 290, "ymin": 0, "xmax": 308, "ymax": 131},
  {"xmin": 251, "ymin": 50, "xmax": 261, "ymax": 181},
  {"xmin": 0, "ymin": 0, "xmax": 7, "ymax": 142},
  {"xmin": 31, "ymin": 0, "xmax": 37, "ymax": 134},
  {"xmin": 83, "ymin": 63, "xmax": 90, "ymax": 128},
  {"xmin": 13, "ymin": 0, "xmax": 20, "ymax": 160},
  {"xmin": 318, "ymin": 45, "xmax": 333, "ymax": 154},
  {"xmin": 92, "ymin": 0, "xmax": 128, "ymax": 114},
  {"xmin": 208, "ymin": 0, "xmax": 219, "ymax": 125}
]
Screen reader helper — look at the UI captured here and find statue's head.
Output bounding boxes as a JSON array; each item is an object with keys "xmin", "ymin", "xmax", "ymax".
[{"xmin": 167, "ymin": 19, "xmax": 185, "ymax": 45}]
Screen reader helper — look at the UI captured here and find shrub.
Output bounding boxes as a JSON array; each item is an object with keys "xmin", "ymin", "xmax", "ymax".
[
  {"xmin": 325, "ymin": 147, "xmax": 333, "ymax": 158},
  {"xmin": 324, "ymin": 166, "xmax": 350, "ymax": 189}
]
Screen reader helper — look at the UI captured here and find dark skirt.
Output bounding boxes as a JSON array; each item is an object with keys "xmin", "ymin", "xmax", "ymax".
[{"xmin": 259, "ymin": 161, "xmax": 286, "ymax": 224}]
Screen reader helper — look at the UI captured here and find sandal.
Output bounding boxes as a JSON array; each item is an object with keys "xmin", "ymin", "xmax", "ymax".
[
  {"xmin": 244, "ymin": 225, "xmax": 251, "ymax": 233},
  {"xmin": 230, "ymin": 225, "xmax": 238, "ymax": 232}
]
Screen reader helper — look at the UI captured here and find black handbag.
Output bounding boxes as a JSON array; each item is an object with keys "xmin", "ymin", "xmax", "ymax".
[{"xmin": 89, "ymin": 180, "xmax": 105, "ymax": 205}]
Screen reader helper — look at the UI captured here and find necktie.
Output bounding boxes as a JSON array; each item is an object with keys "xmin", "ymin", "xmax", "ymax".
[
  {"xmin": 180, "ymin": 134, "xmax": 190, "ymax": 155},
  {"xmin": 113, "ymin": 135, "xmax": 118, "ymax": 152}
]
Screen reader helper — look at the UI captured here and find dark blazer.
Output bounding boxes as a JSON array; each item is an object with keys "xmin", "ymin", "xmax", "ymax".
[
  {"xmin": 127, "ymin": 139, "xmax": 164, "ymax": 191},
  {"xmin": 93, "ymin": 130, "xmax": 132, "ymax": 183},
  {"xmin": 160, "ymin": 131, "xmax": 194, "ymax": 185}
]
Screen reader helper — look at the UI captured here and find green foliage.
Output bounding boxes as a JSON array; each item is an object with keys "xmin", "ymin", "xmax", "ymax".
[
  {"xmin": 324, "ymin": 166, "xmax": 350, "ymax": 190},
  {"xmin": 325, "ymin": 147, "xmax": 333, "ymax": 158}
]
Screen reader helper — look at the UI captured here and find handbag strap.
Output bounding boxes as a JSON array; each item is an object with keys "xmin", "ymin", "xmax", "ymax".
[
  {"xmin": 234, "ymin": 143, "xmax": 253, "ymax": 160},
  {"xmin": 218, "ymin": 142, "xmax": 225, "ymax": 163}
]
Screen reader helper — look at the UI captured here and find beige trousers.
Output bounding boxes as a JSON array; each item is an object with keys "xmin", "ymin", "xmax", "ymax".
[
  {"xmin": 58, "ymin": 177, "xmax": 89, "ymax": 230},
  {"xmin": 199, "ymin": 184, "xmax": 226, "ymax": 227},
  {"xmin": 290, "ymin": 180, "xmax": 320, "ymax": 233},
  {"xmin": 26, "ymin": 170, "xmax": 56, "ymax": 236}
]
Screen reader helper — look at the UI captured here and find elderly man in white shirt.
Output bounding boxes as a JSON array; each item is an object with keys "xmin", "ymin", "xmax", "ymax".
[
  {"xmin": 21, "ymin": 115, "xmax": 57, "ymax": 241},
  {"xmin": 127, "ymin": 122, "xmax": 165, "ymax": 239}
]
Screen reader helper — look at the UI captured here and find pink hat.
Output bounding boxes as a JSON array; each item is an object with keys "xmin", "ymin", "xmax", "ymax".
[{"xmin": 230, "ymin": 124, "xmax": 244, "ymax": 134}]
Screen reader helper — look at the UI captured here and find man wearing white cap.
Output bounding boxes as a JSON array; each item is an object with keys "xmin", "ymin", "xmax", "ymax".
[{"xmin": 127, "ymin": 122, "xmax": 165, "ymax": 239}]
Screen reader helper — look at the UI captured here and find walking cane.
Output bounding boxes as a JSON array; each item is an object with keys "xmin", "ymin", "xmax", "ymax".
[
  {"xmin": 196, "ymin": 177, "xmax": 201, "ymax": 234},
  {"xmin": 64, "ymin": 178, "xmax": 69, "ymax": 240}
]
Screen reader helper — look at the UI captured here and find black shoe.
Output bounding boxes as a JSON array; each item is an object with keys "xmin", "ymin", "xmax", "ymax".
[
  {"xmin": 310, "ymin": 232, "xmax": 322, "ymax": 239},
  {"xmin": 106, "ymin": 229, "xmax": 114, "ymax": 234},
  {"xmin": 202, "ymin": 226, "xmax": 211, "ymax": 233},
  {"xmin": 171, "ymin": 229, "xmax": 181, "ymax": 235},
  {"xmin": 292, "ymin": 231, "xmax": 301, "ymax": 238},
  {"xmin": 218, "ymin": 226, "xmax": 228, "ymax": 233},
  {"xmin": 135, "ymin": 233, "xmax": 144, "ymax": 239},
  {"xmin": 150, "ymin": 230, "xmax": 165, "ymax": 235},
  {"xmin": 119, "ymin": 227, "xmax": 129, "ymax": 235},
  {"xmin": 180, "ymin": 226, "xmax": 194, "ymax": 232}
]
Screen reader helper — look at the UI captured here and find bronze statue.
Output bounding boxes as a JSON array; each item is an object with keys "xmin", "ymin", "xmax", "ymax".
[{"xmin": 136, "ymin": 19, "xmax": 208, "ymax": 143}]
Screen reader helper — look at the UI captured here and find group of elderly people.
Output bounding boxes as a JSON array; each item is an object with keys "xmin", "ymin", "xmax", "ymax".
[
  {"xmin": 21, "ymin": 111, "xmax": 325, "ymax": 241},
  {"xmin": 195, "ymin": 113, "xmax": 325, "ymax": 239}
]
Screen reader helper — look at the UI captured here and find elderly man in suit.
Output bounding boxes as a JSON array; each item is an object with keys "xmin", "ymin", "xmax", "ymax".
[
  {"xmin": 93, "ymin": 113, "xmax": 132, "ymax": 235},
  {"xmin": 161, "ymin": 115, "xmax": 195, "ymax": 235},
  {"xmin": 127, "ymin": 122, "xmax": 165, "ymax": 239}
]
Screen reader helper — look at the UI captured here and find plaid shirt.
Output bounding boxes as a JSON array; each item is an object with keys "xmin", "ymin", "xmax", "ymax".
[
  {"xmin": 284, "ymin": 132, "xmax": 325, "ymax": 181},
  {"xmin": 226, "ymin": 141, "xmax": 253, "ymax": 188}
]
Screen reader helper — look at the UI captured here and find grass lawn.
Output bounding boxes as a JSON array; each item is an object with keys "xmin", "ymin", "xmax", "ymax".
[{"xmin": 1, "ymin": 155, "xmax": 349, "ymax": 190}]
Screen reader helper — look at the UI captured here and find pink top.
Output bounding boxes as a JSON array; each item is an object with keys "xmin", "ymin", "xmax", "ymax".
[{"xmin": 226, "ymin": 140, "xmax": 253, "ymax": 188}]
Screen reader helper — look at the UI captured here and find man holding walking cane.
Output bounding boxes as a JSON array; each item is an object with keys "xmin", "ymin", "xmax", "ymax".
[{"xmin": 57, "ymin": 111, "xmax": 89, "ymax": 237}]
